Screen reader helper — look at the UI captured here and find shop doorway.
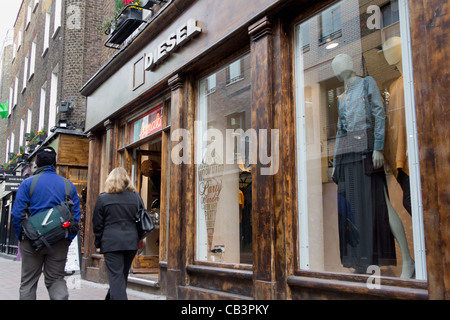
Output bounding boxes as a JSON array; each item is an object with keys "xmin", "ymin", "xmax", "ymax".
[{"xmin": 131, "ymin": 139, "xmax": 161, "ymax": 274}]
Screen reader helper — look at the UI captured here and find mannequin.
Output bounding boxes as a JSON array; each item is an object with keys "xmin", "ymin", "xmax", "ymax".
[
  {"xmin": 331, "ymin": 54, "xmax": 414, "ymax": 278},
  {"xmin": 383, "ymin": 37, "xmax": 412, "ymax": 215}
]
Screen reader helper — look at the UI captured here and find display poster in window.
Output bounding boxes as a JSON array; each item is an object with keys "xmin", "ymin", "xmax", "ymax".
[{"xmin": 198, "ymin": 161, "xmax": 224, "ymax": 256}]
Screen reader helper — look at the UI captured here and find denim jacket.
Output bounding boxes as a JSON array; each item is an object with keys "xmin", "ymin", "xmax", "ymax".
[{"xmin": 334, "ymin": 76, "xmax": 386, "ymax": 166}]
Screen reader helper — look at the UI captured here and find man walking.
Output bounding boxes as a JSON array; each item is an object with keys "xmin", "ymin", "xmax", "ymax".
[{"xmin": 11, "ymin": 147, "xmax": 81, "ymax": 300}]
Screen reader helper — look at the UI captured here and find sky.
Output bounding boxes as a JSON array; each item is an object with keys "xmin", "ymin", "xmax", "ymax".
[{"xmin": 0, "ymin": 1, "xmax": 22, "ymax": 44}]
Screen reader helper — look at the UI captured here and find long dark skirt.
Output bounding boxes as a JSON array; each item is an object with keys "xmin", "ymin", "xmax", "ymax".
[{"xmin": 334, "ymin": 152, "xmax": 396, "ymax": 270}]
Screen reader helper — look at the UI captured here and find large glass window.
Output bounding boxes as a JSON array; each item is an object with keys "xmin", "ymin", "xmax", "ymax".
[
  {"xmin": 196, "ymin": 53, "xmax": 252, "ymax": 264},
  {"xmin": 294, "ymin": 0, "xmax": 425, "ymax": 279}
]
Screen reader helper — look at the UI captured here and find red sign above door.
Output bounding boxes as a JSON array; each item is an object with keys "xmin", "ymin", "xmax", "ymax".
[{"xmin": 131, "ymin": 105, "xmax": 163, "ymax": 143}]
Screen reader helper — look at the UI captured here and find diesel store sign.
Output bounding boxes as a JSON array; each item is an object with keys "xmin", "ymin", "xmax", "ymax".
[{"xmin": 145, "ymin": 19, "xmax": 202, "ymax": 71}]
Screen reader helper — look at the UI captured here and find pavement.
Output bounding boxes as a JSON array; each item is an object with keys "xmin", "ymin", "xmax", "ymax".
[{"xmin": 0, "ymin": 255, "xmax": 166, "ymax": 300}]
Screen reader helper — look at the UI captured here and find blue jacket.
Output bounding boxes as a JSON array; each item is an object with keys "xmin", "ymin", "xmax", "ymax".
[{"xmin": 11, "ymin": 166, "xmax": 81, "ymax": 242}]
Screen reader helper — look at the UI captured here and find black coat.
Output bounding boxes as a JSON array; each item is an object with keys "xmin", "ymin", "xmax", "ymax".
[{"xmin": 93, "ymin": 190, "xmax": 141, "ymax": 253}]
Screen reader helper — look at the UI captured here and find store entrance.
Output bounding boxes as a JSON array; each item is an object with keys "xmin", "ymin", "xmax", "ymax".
[{"xmin": 132, "ymin": 139, "xmax": 161, "ymax": 274}]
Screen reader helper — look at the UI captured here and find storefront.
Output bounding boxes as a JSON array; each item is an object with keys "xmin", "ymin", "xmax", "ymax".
[{"xmin": 81, "ymin": 0, "xmax": 449, "ymax": 299}]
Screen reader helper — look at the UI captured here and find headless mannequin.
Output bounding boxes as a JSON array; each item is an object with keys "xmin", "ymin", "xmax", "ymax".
[
  {"xmin": 383, "ymin": 36, "xmax": 412, "ymax": 215},
  {"xmin": 332, "ymin": 54, "xmax": 414, "ymax": 278}
]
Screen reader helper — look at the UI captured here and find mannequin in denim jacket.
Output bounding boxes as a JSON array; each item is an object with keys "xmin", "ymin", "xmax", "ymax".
[{"xmin": 331, "ymin": 54, "xmax": 414, "ymax": 278}]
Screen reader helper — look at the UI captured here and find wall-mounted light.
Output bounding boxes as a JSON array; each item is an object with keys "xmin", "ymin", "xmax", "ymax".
[
  {"xmin": 59, "ymin": 101, "xmax": 73, "ymax": 113},
  {"xmin": 58, "ymin": 120, "xmax": 68, "ymax": 128}
]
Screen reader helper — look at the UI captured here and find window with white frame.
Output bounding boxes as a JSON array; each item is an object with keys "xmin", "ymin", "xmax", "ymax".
[
  {"xmin": 26, "ymin": 109, "xmax": 32, "ymax": 136},
  {"xmin": 17, "ymin": 29, "xmax": 22, "ymax": 51},
  {"xmin": 38, "ymin": 86, "xmax": 46, "ymax": 131},
  {"xmin": 48, "ymin": 70, "xmax": 58, "ymax": 133},
  {"xmin": 19, "ymin": 118, "xmax": 25, "ymax": 148},
  {"xmin": 9, "ymin": 87, "xmax": 13, "ymax": 116},
  {"xmin": 13, "ymin": 77, "xmax": 18, "ymax": 108},
  {"xmin": 12, "ymin": 43, "xmax": 16, "ymax": 61},
  {"xmin": 43, "ymin": 12, "xmax": 50, "ymax": 56},
  {"xmin": 22, "ymin": 56, "xmax": 29, "ymax": 92},
  {"xmin": 10, "ymin": 132, "xmax": 15, "ymax": 154},
  {"xmin": 53, "ymin": 0, "xmax": 62, "ymax": 38},
  {"xmin": 294, "ymin": 0, "xmax": 426, "ymax": 280},
  {"xmin": 33, "ymin": 0, "xmax": 39, "ymax": 13},
  {"xmin": 29, "ymin": 40, "xmax": 36, "ymax": 80},
  {"xmin": 5, "ymin": 138, "xmax": 10, "ymax": 163},
  {"xmin": 26, "ymin": 4, "xmax": 32, "ymax": 30}
]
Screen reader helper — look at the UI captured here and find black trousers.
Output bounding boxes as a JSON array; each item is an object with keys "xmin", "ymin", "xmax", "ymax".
[
  {"xmin": 396, "ymin": 168, "xmax": 412, "ymax": 215},
  {"xmin": 103, "ymin": 250, "xmax": 137, "ymax": 300}
]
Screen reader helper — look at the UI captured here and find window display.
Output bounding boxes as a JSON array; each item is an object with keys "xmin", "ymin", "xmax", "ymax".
[
  {"xmin": 196, "ymin": 54, "xmax": 252, "ymax": 264},
  {"xmin": 294, "ymin": 0, "xmax": 425, "ymax": 279}
]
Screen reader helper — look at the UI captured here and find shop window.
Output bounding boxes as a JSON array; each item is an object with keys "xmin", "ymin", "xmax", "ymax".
[
  {"xmin": 294, "ymin": 0, "xmax": 426, "ymax": 280},
  {"xmin": 196, "ymin": 53, "xmax": 252, "ymax": 264}
]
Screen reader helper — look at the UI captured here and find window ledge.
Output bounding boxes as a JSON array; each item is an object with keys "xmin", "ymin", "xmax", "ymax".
[
  {"xmin": 52, "ymin": 26, "xmax": 61, "ymax": 39},
  {"xmin": 287, "ymin": 275, "xmax": 428, "ymax": 300},
  {"xmin": 41, "ymin": 47, "xmax": 48, "ymax": 58}
]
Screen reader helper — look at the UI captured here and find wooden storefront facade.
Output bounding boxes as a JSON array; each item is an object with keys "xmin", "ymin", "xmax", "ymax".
[{"xmin": 80, "ymin": 0, "xmax": 449, "ymax": 299}]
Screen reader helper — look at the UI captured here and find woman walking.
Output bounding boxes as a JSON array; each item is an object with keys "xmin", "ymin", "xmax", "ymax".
[{"xmin": 93, "ymin": 167, "xmax": 141, "ymax": 300}]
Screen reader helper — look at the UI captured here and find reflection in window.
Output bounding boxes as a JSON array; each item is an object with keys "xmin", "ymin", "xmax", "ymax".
[
  {"xmin": 226, "ymin": 59, "xmax": 244, "ymax": 85},
  {"xmin": 381, "ymin": 0, "xmax": 399, "ymax": 28},
  {"xmin": 299, "ymin": 21, "xmax": 310, "ymax": 52},
  {"xmin": 295, "ymin": 0, "xmax": 425, "ymax": 279},
  {"xmin": 196, "ymin": 54, "xmax": 252, "ymax": 264},
  {"xmin": 319, "ymin": 4, "xmax": 342, "ymax": 44}
]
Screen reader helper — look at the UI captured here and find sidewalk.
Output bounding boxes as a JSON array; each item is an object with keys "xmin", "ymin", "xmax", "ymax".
[{"xmin": 0, "ymin": 255, "xmax": 165, "ymax": 300}]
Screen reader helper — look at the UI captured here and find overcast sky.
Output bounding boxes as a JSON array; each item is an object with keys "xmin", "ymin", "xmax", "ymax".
[{"xmin": 1, "ymin": 1, "xmax": 22, "ymax": 44}]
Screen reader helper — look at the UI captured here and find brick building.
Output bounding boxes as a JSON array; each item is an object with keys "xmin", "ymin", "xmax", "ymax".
[
  {"xmin": 0, "ymin": 31, "xmax": 14, "ymax": 166},
  {"xmin": 0, "ymin": 0, "xmax": 115, "ymax": 256}
]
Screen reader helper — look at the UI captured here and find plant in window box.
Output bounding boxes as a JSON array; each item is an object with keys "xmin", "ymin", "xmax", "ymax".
[
  {"xmin": 15, "ymin": 147, "xmax": 28, "ymax": 163},
  {"xmin": 97, "ymin": 0, "xmax": 143, "ymax": 47},
  {"xmin": 102, "ymin": 0, "xmax": 145, "ymax": 47},
  {"xmin": 8, "ymin": 156, "xmax": 17, "ymax": 168},
  {"xmin": 35, "ymin": 130, "xmax": 47, "ymax": 144}
]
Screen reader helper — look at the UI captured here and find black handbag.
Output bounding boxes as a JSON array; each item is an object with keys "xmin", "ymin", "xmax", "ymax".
[{"xmin": 135, "ymin": 192, "xmax": 154, "ymax": 240}]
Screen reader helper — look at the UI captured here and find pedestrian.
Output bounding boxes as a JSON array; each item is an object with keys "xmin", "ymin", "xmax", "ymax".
[
  {"xmin": 11, "ymin": 146, "xmax": 81, "ymax": 300},
  {"xmin": 92, "ymin": 167, "xmax": 141, "ymax": 300}
]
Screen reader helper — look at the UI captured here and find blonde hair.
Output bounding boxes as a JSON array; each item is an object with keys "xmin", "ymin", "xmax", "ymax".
[{"xmin": 104, "ymin": 167, "xmax": 136, "ymax": 193}]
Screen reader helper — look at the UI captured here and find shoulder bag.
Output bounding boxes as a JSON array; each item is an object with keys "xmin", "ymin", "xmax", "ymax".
[
  {"xmin": 135, "ymin": 192, "xmax": 154, "ymax": 240},
  {"xmin": 21, "ymin": 173, "xmax": 79, "ymax": 252}
]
